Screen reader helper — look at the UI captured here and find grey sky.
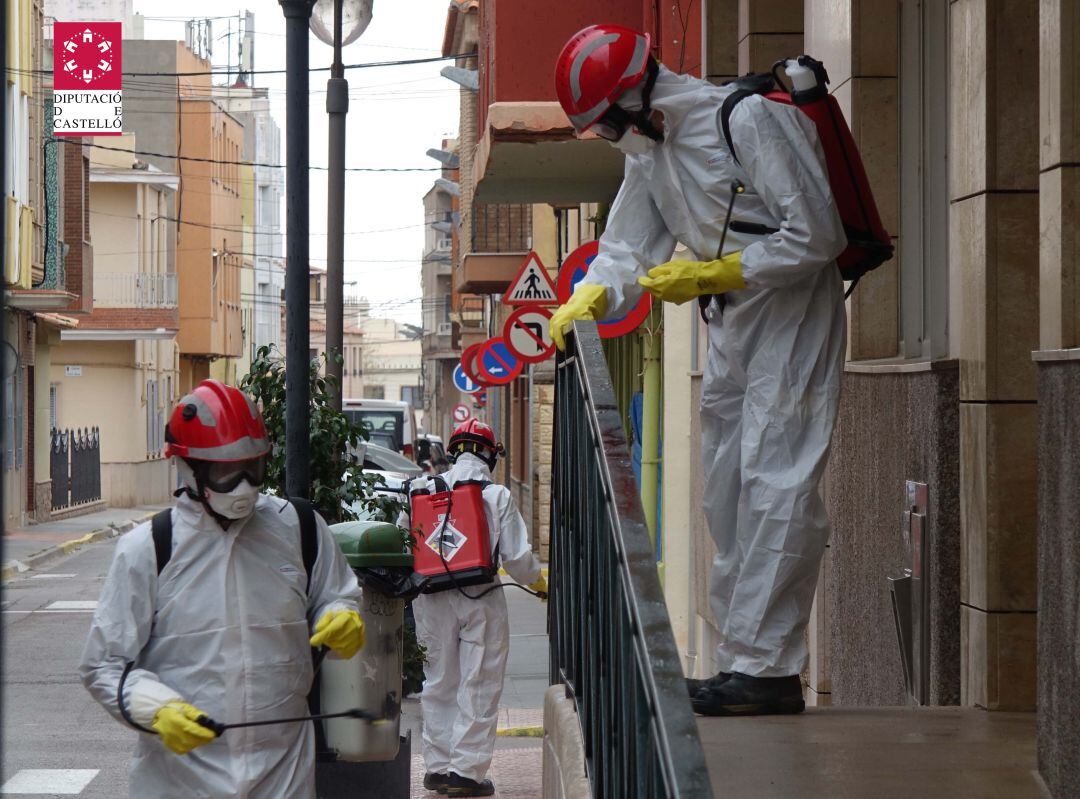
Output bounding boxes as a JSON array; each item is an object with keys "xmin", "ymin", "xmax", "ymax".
[{"xmin": 136, "ymin": 0, "xmax": 460, "ymax": 325}]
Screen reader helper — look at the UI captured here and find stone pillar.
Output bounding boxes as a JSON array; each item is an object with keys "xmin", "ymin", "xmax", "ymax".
[
  {"xmin": 950, "ymin": 0, "xmax": 1039, "ymax": 711},
  {"xmin": 1036, "ymin": 1, "xmax": 1080, "ymax": 795},
  {"xmin": 737, "ymin": 0, "xmax": 803, "ymax": 74},
  {"xmin": 804, "ymin": 0, "xmax": 899, "ymax": 360},
  {"xmin": 703, "ymin": 0, "xmax": 739, "ymax": 84}
]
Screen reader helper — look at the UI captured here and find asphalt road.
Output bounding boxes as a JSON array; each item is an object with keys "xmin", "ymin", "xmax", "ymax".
[{"xmin": 2, "ymin": 539, "xmax": 134, "ymax": 797}]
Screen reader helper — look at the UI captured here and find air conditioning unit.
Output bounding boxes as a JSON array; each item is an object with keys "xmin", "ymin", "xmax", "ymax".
[
  {"xmin": 436, "ymin": 237, "xmax": 452, "ymax": 252},
  {"xmin": 436, "ymin": 322, "xmax": 453, "ymax": 337}
]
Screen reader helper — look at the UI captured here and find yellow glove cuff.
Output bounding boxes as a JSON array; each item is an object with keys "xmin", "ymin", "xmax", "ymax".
[{"xmin": 550, "ymin": 283, "xmax": 609, "ymax": 351}]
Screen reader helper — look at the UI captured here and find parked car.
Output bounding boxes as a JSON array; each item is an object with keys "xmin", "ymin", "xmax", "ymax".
[
  {"xmin": 347, "ymin": 440, "xmax": 423, "ymax": 522},
  {"xmin": 415, "ymin": 434, "xmax": 449, "ymax": 473},
  {"xmin": 342, "ymin": 398, "xmax": 417, "ymax": 458}
]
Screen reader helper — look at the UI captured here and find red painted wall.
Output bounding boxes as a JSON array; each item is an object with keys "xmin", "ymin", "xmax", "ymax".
[
  {"xmin": 645, "ymin": 0, "xmax": 703, "ymax": 77},
  {"xmin": 477, "ymin": 0, "xmax": 645, "ymax": 134}
]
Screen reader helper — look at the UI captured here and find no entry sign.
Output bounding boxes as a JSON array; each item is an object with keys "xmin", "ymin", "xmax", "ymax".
[
  {"xmin": 556, "ymin": 240, "xmax": 651, "ymax": 339},
  {"xmin": 504, "ymin": 307, "xmax": 555, "ymax": 364},
  {"xmin": 476, "ymin": 338, "xmax": 522, "ymax": 386}
]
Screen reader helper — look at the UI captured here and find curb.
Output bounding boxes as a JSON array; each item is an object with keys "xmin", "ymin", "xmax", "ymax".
[{"xmin": 1, "ymin": 512, "xmax": 154, "ymax": 582}]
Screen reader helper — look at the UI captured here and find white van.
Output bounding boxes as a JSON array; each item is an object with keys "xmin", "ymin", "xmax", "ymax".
[{"xmin": 342, "ymin": 398, "xmax": 418, "ymax": 459}]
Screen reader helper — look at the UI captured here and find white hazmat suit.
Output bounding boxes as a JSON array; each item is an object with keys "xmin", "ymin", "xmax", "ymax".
[
  {"xmin": 399, "ymin": 453, "xmax": 542, "ymax": 783},
  {"xmin": 80, "ymin": 493, "xmax": 362, "ymax": 798},
  {"xmin": 580, "ymin": 66, "xmax": 847, "ymax": 678}
]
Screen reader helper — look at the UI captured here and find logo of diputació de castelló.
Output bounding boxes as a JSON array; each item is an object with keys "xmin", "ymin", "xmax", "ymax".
[{"xmin": 53, "ymin": 21, "xmax": 123, "ymax": 136}]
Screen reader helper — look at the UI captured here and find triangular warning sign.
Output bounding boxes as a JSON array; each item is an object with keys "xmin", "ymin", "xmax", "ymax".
[{"xmin": 502, "ymin": 251, "xmax": 558, "ymax": 306}]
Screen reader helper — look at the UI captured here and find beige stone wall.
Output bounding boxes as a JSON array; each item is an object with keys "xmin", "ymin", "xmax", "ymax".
[
  {"xmin": 533, "ymin": 380, "xmax": 554, "ymax": 561},
  {"xmin": 951, "ymin": 0, "xmax": 1040, "ymax": 712}
]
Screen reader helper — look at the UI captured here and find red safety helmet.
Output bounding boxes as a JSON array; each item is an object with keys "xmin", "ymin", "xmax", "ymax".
[
  {"xmin": 554, "ymin": 24, "xmax": 652, "ymax": 134},
  {"xmin": 448, "ymin": 419, "xmax": 501, "ymax": 465},
  {"xmin": 164, "ymin": 379, "xmax": 270, "ymax": 463}
]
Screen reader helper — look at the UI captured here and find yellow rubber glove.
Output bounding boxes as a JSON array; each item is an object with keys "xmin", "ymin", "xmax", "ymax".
[
  {"xmin": 152, "ymin": 701, "xmax": 217, "ymax": 755},
  {"xmin": 549, "ymin": 284, "xmax": 608, "ymax": 352},
  {"xmin": 310, "ymin": 608, "xmax": 365, "ymax": 660},
  {"xmin": 638, "ymin": 251, "xmax": 746, "ymax": 305},
  {"xmin": 527, "ymin": 574, "xmax": 549, "ymax": 600}
]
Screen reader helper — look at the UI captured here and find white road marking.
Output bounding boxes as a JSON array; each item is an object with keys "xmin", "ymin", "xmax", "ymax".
[
  {"xmin": 44, "ymin": 601, "xmax": 97, "ymax": 610},
  {"xmin": 2, "ymin": 610, "xmax": 95, "ymax": 614},
  {"xmin": 30, "ymin": 573, "xmax": 77, "ymax": 580},
  {"xmin": 1, "ymin": 769, "xmax": 99, "ymax": 794}
]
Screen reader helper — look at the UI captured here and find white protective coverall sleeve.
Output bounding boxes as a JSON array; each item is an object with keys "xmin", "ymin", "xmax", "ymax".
[
  {"xmin": 578, "ymin": 160, "xmax": 677, "ymax": 318},
  {"xmin": 306, "ymin": 510, "xmax": 364, "ymax": 626},
  {"xmin": 78, "ymin": 523, "xmax": 181, "ymax": 727},
  {"xmin": 483, "ymin": 484, "xmax": 541, "ymax": 586},
  {"xmin": 726, "ymin": 95, "xmax": 846, "ymax": 287}
]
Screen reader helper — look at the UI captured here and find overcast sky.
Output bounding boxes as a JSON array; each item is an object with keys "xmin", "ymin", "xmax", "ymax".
[{"xmin": 136, "ymin": 0, "xmax": 460, "ymax": 325}]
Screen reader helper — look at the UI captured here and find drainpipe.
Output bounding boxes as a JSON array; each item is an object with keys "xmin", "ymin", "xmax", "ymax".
[{"xmin": 640, "ymin": 312, "xmax": 662, "ymax": 557}]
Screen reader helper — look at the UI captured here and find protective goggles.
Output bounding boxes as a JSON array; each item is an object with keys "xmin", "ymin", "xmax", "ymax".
[
  {"xmin": 196, "ymin": 456, "xmax": 268, "ymax": 493},
  {"xmin": 592, "ymin": 103, "xmax": 636, "ymax": 141}
]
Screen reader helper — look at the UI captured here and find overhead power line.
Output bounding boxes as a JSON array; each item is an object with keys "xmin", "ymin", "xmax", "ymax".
[
  {"xmin": 7, "ymin": 51, "xmax": 476, "ymax": 79},
  {"xmin": 48, "ymin": 138, "xmax": 438, "ymax": 172}
]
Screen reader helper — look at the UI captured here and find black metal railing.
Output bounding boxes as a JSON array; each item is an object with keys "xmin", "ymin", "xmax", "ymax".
[
  {"xmin": 549, "ymin": 322, "xmax": 713, "ymax": 799},
  {"xmin": 50, "ymin": 427, "xmax": 102, "ymax": 510}
]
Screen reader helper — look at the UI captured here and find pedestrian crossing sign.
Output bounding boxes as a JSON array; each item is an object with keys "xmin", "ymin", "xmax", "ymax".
[{"xmin": 502, "ymin": 251, "xmax": 558, "ymax": 306}]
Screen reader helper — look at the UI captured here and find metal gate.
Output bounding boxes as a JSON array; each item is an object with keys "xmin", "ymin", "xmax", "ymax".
[{"xmin": 50, "ymin": 427, "xmax": 101, "ymax": 510}]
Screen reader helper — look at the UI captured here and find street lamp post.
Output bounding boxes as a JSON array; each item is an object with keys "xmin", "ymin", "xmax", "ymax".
[
  {"xmin": 279, "ymin": 0, "xmax": 316, "ymax": 499},
  {"xmin": 311, "ymin": 0, "xmax": 372, "ymax": 410}
]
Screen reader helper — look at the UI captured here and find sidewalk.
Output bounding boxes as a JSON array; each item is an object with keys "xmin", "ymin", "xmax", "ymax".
[
  {"xmin": 2, "ymin": 504, "xmax": 171, "ymax": 580},
  {"xmin": 406, "ymin": 577, "xmax": 548, "ymax": 799}
]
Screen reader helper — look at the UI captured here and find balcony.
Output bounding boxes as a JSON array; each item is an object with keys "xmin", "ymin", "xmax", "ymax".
[
  {"xmin": 458, "ymin": 202, "xmax": 531, "ymax": 293},
  {"xmin": 94, "ymin": 273, "xmax": 178, "ymax": 308},
  {"xmin": 470, "ymin": 0, "xmax": 639, "ymax": 203}
]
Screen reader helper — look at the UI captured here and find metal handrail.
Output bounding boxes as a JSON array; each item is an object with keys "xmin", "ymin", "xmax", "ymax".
[{"xmin": 550, "ymin": 322, "xmax": 713, "ymax": 799}]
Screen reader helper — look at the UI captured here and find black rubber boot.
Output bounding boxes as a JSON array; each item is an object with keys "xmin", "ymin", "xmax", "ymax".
[
  {"xmin": 685, "ymin": 670, "xmax": 732, "ymax": 697},
  {"xmin": 691, "ymin": 672, "xmax": 805, "ymax": 717},
  {"xmin": 422, "ymin": 772, "xmax": 449, "ymax": 792},
  {"xmin": 444, "ymin": 773, "xmax": 496, "ymax": 797}
]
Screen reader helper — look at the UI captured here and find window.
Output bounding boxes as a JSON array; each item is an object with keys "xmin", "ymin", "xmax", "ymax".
[
  {"xmin": 899, "ymin": 0, "xmax": 950, "ymax": 359},
  {"xmin": 401, "ymin": 385, "xmax": 421, "ymax": 408},
  {"xmin": 363, "ymin": 385, "xmax": 385, "ymax": 400}
]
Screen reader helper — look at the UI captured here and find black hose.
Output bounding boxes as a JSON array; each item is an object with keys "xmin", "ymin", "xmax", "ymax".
[{"xmin": 117, "ymin": 652, "xmax": 378, "ymax": 740}]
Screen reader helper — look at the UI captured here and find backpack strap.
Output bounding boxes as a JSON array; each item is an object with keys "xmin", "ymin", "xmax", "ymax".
[
  {"xmin": 720, "ymin": 88, "xmax": 757, "ymax": 166},
  {"xmin": 288, "ymin": 498, "xmax": 319, "ymax": 596},
  {"xmin": 151, "ymin": 509, "xmax": 173, "ymax": 575}
]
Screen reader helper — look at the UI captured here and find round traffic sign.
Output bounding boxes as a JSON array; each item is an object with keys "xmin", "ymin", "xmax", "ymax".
[
  {"xmin": 460, "ymin": 342, "xmax": 487, "ymax": 387},
  {"xmin": 503, "ymin": 307, "xmax": 555, "ymax": 364},
  {"xmin": 476, "ymin": 338, "xmax": 522, "ymax": 386},
  {"xmin": 452, "ymin": 363, "xmax": 482, "ymax": 394},
  {"xmin": 452, "ymin": 403, "xmax": 471, "ymax": 424},
  {"xmin": 556, "ymin": 240, "xmax": 651, "ymax": 339}
]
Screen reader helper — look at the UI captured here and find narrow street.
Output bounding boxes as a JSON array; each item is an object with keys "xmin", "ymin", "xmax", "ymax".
[
  {"xmin": 2, "ymin": 540, "xmax": 546, "ymax": 798},
  {"xmin": 2, "ymin": 542, "xmax": 134, "ymax": 797}
]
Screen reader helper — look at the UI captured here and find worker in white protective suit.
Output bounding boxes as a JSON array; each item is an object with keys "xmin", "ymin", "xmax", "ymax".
[
  {"xmin": 552, "ymin": 25, "xmax": 847, "ymax": 716},
  {"xmin": 399, "ymin": 419, "xmax": 546, "ymax": 797},
  {"xmin": 79, "ymin": 379, "xmax": 365, "ymax": 797}
]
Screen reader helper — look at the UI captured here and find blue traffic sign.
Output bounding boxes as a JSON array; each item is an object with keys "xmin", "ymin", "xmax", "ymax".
[
  {"xmin": 478, "ymin": 339, "xmax": 522, "ymax": 386},
  {"xmin": 453, "ymin": 364, "xmax": 482, "ymax": 394}
]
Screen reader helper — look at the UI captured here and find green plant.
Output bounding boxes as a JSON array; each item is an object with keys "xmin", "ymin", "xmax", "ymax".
[
  {"xmin": 241, "ymin": 345, "xmax": 405, "ymax": 526},
  {"xmin": 402, "ymin": 619, "xmax": 427, "ymax": 697}
]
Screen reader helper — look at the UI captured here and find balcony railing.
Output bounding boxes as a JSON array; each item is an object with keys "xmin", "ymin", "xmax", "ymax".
[
  {"xmin": 550, "ymin": 322, "xmax": 712, "ymax": 799},
  {"xmin": 94, "ymin": 273, "xmax": 178, "ymax": 308}
]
